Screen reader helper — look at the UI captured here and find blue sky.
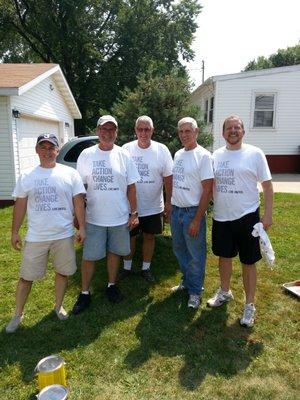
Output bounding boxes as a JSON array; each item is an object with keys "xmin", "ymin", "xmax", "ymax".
[{"xmin": 186, "ymin": 0, "xmax": 300, "ymax": 87}]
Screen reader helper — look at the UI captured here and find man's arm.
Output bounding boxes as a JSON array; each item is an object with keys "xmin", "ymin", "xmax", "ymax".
[
  {"xmin": 73, "ymin": 193, "xmax": 86, "ymax": 244},
  {"xmin": 127, "ymin": 183, "xmax": 139, "ymax": 230},
  {"xmin": 260, "ymin": 179, "xmax": 273, "ymax": 230},
  {"xmin": 163, "ymin": 175, "xmax": 172, "ymax": 221},
  {"xmin": 11, "ymin": 197, "xmax": 28, "ymax": 250},
  {"xmin": 188, "ymin": 178, "xmax": 213, "ymax": 237}
]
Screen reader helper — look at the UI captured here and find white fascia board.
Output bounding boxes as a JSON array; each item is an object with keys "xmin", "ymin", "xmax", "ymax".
[
  {"xmin": 52, "ymin": 68, "xmax": 82, "ymax": 119},
  {"xmin": 18, "ymin": 65, "xmax": 60, "ymax": 95}
]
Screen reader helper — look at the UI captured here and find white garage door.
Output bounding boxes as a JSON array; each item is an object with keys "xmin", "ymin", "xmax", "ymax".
[{"xmin": 18, "ymin": 117, "xmax": 59, "ymax": 172}]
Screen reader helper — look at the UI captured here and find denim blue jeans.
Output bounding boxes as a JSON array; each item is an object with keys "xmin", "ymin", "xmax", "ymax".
[{"xmin": 171, "ymin": 205, "xmax": 207, "ymax": 296}]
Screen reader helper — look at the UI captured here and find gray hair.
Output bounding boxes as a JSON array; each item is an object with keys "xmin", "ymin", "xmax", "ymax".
[
  {"xmin": 135, "ymin": 115, "xmax": 154, "ymax": 129},
  {"xmin": 178, "ymin": 117, "xmax": 198, "ymax": 130}
]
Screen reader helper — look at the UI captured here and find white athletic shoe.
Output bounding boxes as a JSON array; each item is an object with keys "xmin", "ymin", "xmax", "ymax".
[
  {"xmin": 207, "ymin": 288, "xmax": 234, "ymax": 307},
  {"xmin": 171, "ymin": 280, "xmax": 186, "ymax": 293},
  {"xmin": 188, "ymin": 294, "xmax": 200, "ymax": 309},
  {"xmin": 240, "ymin": 303, "xmax": 256, "ymax": 328},
  {"xmin": 6, "ymin": 315, "xmax": 24, "ymax": 333}
]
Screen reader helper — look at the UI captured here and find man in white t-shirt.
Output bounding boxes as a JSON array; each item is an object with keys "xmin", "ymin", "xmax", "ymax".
[
  {"xmin": 207, "ymin": 115, "xmax": 273, "ymax": 328},
  {"xmin": 171, "ymin": 117, "xmax": 214, "ymax": 309},
  {"xmin": 72, "ymin": 115, "xmax": 140, "ymax": 314},
  {"xmin": 6, "ymin": 134, "xmax": 86, "ymax": 333},
  {"xmin": 121, "ymin": 116, "xmax": 173, "ymax": 282}
]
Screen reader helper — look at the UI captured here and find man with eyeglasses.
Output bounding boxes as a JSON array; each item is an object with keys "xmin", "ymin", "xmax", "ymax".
[
  {"xmin": 72, "ymin": 115, "xmax": 140, "ymax": 313},
  {"xmin": 121, "ymin": 116, "xmax": 173, "ymax": 282},
  {"xmin": 6, "ymin": 134, "xmax": 86, "ymax": 333}
]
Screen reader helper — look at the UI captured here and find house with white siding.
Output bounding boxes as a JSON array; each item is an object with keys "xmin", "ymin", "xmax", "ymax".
[
  {"xmin": 0, "ymin": 63, "xmax": 81, "ymax": 203},
  {"xmin": 190, "ymin": 65, "xmax": 300, "ymax": 173}
]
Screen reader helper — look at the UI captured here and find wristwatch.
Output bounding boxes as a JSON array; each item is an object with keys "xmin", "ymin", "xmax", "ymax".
[{"xmin": 130, "ymin": 211, "xmax": 138, "ymax": 217}]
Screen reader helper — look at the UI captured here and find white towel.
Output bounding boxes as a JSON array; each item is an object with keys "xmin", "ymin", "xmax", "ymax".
[{"xmin": 252, "ymin": 222, "xmax": 275, "ymax": 267}]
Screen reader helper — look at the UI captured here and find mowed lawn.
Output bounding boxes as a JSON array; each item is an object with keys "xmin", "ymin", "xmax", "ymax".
[{"xmin": 0, "ymin": 193, "xmax": 299, "ymax": 400}]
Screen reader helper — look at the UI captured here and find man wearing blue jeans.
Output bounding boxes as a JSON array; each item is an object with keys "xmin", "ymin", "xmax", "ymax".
[{"xmin": 171, "ymin": 117, "xmax": 214, "ymax": 308}]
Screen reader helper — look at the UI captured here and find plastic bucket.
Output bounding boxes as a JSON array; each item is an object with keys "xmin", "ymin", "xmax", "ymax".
[
  {"xmin": 35, "ymin": 355, "xmax": 67, "ymax": 390},
  {"xmin": 36, "ymin": 384, "xmax": 69, "ymax": 400}
]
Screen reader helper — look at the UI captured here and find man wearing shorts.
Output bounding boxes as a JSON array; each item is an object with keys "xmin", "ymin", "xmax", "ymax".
[
  {"xmin": 207, "ymin": 115, "xmax": 273, "ymax": 327},
  {"xmin": 6, "ymin": 134, "xmax": 86, "ymax": 333},
  {"xmin": 171, "ymin": 117, "xmax": 214, "ymax": 309},
  {"xmin": 121, "ymin": 116, "xmax": 173, "ymax": 282},
  {"xmin": 72, "ymin": 115, "xmax": 140, "ymax": 314}
]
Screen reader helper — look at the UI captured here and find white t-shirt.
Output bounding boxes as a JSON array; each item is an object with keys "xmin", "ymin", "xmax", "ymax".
[
  {"xmin": 77, "ymin": 144, "xmax": 140, "ymax": 226},
  {"xmin": 213, "ymin": 143, "xmax": 272, "ymax": 221},
  {"xmin": 171, "ymin": 145, "xmax": 214, "ymax": 207},
  {"xmin": 13, "ymin": 164, "xmax": 86, "ymax": 242},
  {"xmin": 122, "ymin": 140, "xmax": 173, "ymax": 216}
]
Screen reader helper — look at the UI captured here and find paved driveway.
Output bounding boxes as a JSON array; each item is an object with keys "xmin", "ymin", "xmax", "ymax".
[{"xmin": 271, "ymin": 174, "xmax": 300, "ymax": 193}]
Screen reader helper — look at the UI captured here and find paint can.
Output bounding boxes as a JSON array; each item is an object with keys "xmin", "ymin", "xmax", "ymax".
[
  {"xmin": 35, "ymin": 355, "xmax": 67, "ymax": 390},
  {"xmin": 36, "ymin": 384, "xmax": 69, "ymax": 400}
]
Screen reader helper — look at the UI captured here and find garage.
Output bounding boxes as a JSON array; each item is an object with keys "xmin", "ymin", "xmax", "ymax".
[{"xmin": 17, "ymin": 116, "xmax": 60, "ymax": 172}]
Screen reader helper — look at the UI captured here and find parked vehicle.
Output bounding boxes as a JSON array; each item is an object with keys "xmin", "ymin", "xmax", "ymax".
[{"xmin": 56, "ymin": 136, "xmax": 99, "ymax": 168}]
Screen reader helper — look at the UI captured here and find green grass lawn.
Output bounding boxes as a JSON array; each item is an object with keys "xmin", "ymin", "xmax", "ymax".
[{"xmin": 0, "ymin": 193, "xmax": 299, "ymax": 400}]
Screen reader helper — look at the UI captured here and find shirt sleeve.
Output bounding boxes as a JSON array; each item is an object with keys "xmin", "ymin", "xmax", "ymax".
[
  {"xmin": 200, "ymin": 152, "xmax": 214, "ymax": 181},
  {"xmin": 162, "ymin": 145, "xmax": 173, "ymax": 177},
  {"xmin": 256, "ymin": 150, "xmax": 272, "ymax": 182},
  {"xmin": 76, "ymin": 151, "xmax": 87, "ymax": 184},
  {"xmin": 124, "ymin": 152, "xmax": 140, "ymax": 185},
  {"xmin": 71, "ymin": 169, "xmax": 86, "ymax": 196},
  {"xmin": 12, "ymin": 175, "xmax": 28, "ymax": 199}
]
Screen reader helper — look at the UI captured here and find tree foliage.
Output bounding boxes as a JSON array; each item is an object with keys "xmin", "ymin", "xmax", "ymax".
[
  {"xmin": 244, "ymin": 43, "xmax": 300, "ymax": 71},
  {"xmin": 111, "ymin": 69, "xmax": 213, "ymax": 154},
  {"xmin": 0, "ymin": 0, "xmax": 201, "ymax": 133}
]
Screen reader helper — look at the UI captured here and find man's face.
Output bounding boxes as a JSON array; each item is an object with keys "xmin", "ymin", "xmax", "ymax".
[
  {"xmin": 135, "ymin": 121, "xmax": 153, "ymax": 148},
  {"xmin": 223, "ymin": 118, "xmax": 244, "ymax": 149},
  {"xmin": 97, "ymin": 122, "xmax": 117, "ymax": 147},
  {"xmin": 36, "ymin": 141, "xmax": 59, "ymax": 166},
  {"xmin": 178, "ymin": 122, "xmax": 198, "ymax": 150}
]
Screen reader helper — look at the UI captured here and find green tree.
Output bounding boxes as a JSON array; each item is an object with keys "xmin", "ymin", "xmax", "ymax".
[
  {"xmin": 244, "ymin": 43, "xmax": 300, "ymax": 71},
  {"xmin": 0, "ymin": 0, "xmax": 201, "ymax": 133},
  {"xmin": 111, "ymin": 69, "xmax": 213, "ymax": 154}
]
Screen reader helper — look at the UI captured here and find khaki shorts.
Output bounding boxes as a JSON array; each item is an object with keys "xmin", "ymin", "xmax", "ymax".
[{"xmin": 20, "ymin": 236, "xmax": 76, "ymax": 281}]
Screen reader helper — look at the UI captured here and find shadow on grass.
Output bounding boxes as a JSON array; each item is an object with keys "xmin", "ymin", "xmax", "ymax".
[
  {"xmin": 125, "ymin": 293, "xmax": 264, "ymax": 390},
  {"xmin": 0, "ymin": 232, "xmax": 178, "ymax": 398}
]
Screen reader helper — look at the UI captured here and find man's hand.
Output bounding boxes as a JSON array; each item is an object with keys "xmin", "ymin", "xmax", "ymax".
[
  {"xmin": 188, "ymin": 218, "xmax": 200, "ymax": 237},
  {"xmin": 128, "ymin": 214, "xmax": 139, "ymax": 231},
  {"xmin": 260, "ymin": 214, "xmax": 273, "ymax": 230},
  {"xmin": 11, "ymin": 233, "xmax": 22, "ymax": 250},
  {"xmin": 76, "ymin": 228, "xmax": 86, "ymax": 244}
]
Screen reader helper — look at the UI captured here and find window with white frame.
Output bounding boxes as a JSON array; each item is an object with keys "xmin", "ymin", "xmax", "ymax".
[{"xmin": 253, "ymin": 94, "xmax": 275, "ymax": 128}]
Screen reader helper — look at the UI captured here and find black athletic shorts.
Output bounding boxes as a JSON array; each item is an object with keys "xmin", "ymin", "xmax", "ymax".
[
  {"xmin": 130, "ymin": 213, "xmax": 163, "ymax": 237},
  {"xmin": 212, "ymin": 208, "xmax": 262, "ymax": 265}
]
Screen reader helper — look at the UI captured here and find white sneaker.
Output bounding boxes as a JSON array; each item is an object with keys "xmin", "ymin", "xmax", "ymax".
[
  {"xmin": 240, "ymin": 303, "xmax": 256, "ymax": 327},
  {"xmin": 6, "ymin": 315, "xmax": 24, "ymax": 333},
  {"xmin": 188, "ymin": 294, "xmax": 200, "ymax": 309},
  {"xmin": 171, "ymin": 281, "xmax": 186, "ymax": 293},
  {"xmin": 207, "ymin": 288, "xmax": 234, "ymax": 307},
  {"xmin": 54, "ymin": 306, "xmax": 69, "ymax": 321}
]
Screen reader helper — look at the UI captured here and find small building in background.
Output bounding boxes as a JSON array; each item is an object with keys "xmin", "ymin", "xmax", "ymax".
[
  {"xmin": 0, "ymin": 63, "xmax": 81, "ymax": 203},
  {"xmin": 190, "ymin": 65, "xmax": 300, "ymax": 173}
]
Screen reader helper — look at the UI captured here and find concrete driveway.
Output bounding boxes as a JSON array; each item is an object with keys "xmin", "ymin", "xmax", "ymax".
[{"xmin": 271, "ymin": 174, "xmax": 300, "ymax": 193}]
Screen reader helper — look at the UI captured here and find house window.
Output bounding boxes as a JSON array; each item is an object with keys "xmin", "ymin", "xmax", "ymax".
[
  {"xmin": 253, "ymin": 94, "xmax": 275, "ymax": 127},
  {"xmin": 209, "ymin": 96, "xmax": 214, "ymax": 123},
  {"xmin": 204, "ymin": 99, "xmax": 209, "ymax": 123}
]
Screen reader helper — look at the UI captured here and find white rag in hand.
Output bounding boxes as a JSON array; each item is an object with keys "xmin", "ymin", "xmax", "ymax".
[{"xmin": 252, "ymin": 222, "xmax": 275, "ymax": 266}]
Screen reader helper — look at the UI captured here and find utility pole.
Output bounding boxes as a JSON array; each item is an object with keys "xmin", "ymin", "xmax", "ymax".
[{"xmin": 201, "ymin": 60, "xmax": 205, "ymax": 83}]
